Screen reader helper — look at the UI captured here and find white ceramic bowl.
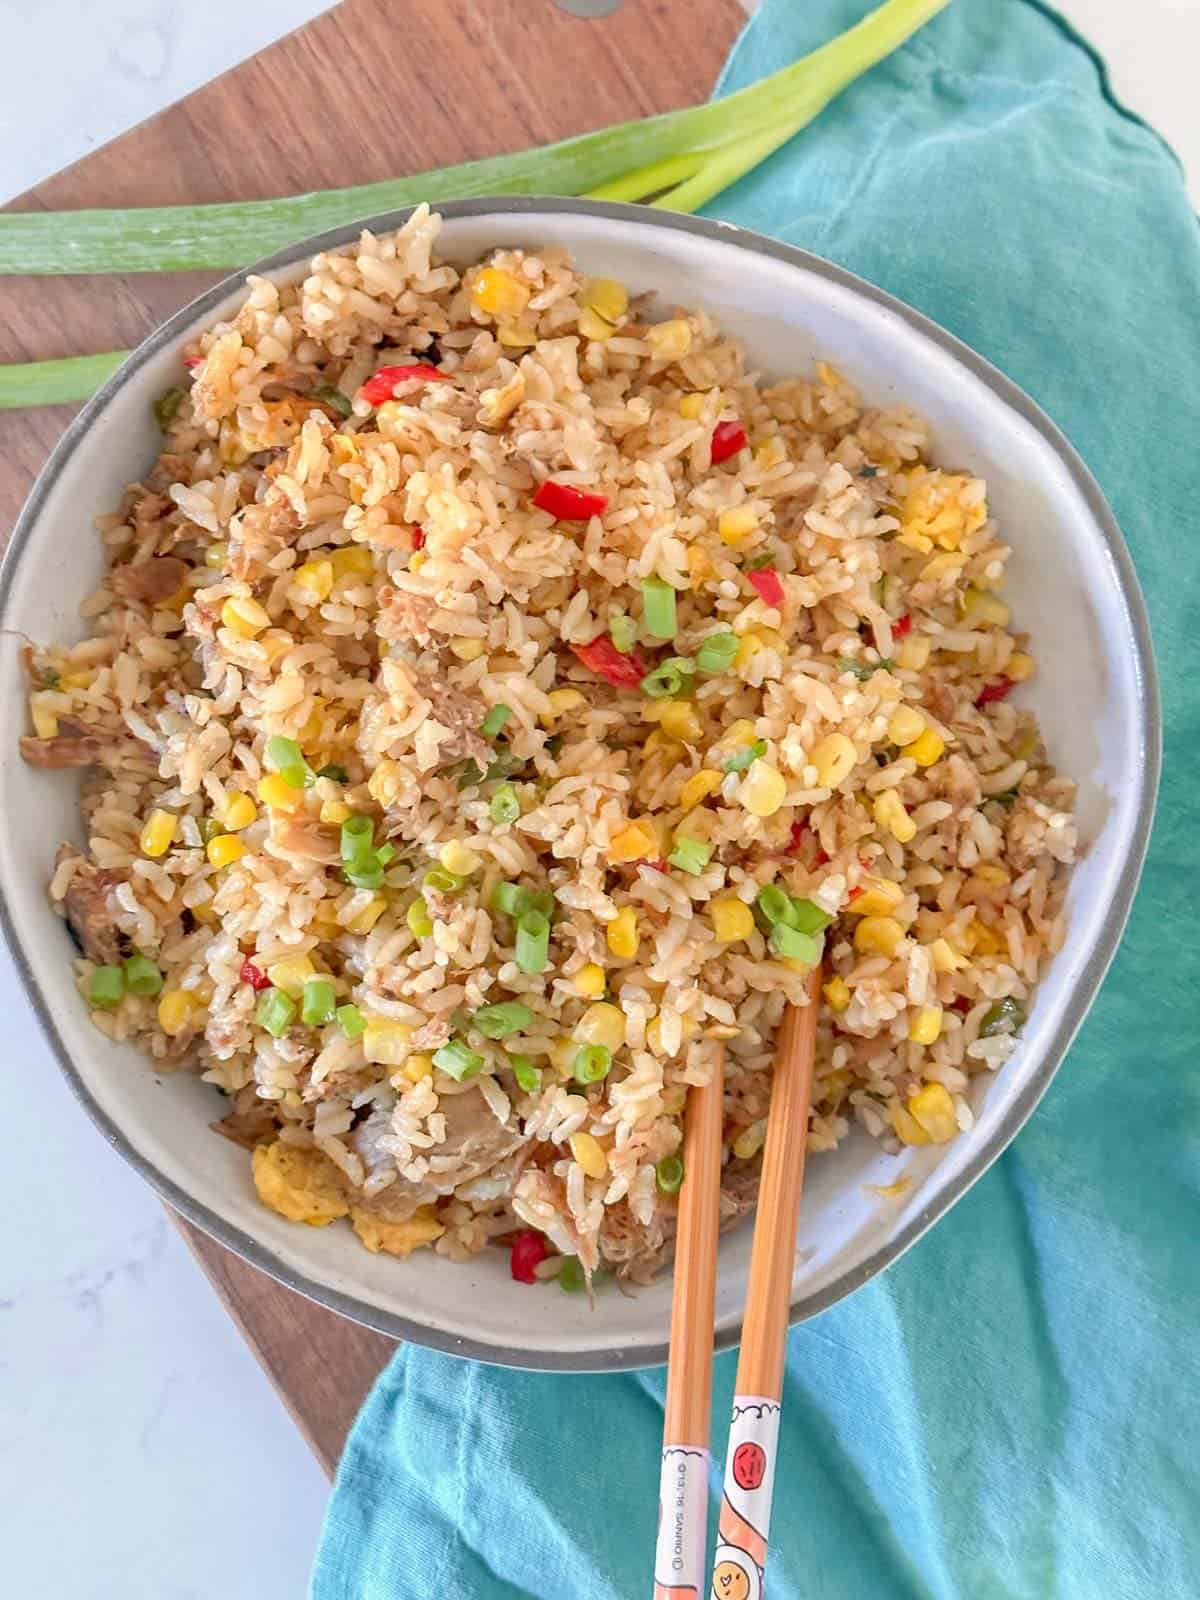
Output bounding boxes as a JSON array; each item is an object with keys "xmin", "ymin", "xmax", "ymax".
[{"xmin": 0, "ymin": 200, "xmax": 1159, "ymax": 1370}]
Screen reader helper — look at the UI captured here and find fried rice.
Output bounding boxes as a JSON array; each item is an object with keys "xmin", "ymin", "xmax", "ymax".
[{"xmin": 20, "ymin": 205, "xmax": 1077, "ymax": 1284}]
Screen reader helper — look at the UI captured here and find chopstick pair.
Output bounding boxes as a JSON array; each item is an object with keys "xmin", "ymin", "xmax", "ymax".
[{"xmin": 653, "ymin": 966, "xmax": 822, "ymax": 1600}]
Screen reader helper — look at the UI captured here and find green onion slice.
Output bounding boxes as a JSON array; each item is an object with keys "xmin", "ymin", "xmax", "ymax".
[
  {"xmin": 668, "ymin": 836, "xmax": 714, "ymax": 875},
  {"xmin": 515, "ymin": 910, "xmax": 551, "ymax": 974},
  {"xmin": 481, "ymin": 704, "xmax": 511, "ymax": 738},
  {"xmin": 609, "ymin": 612, "xmax": 637, "ymax": 653},
  {"xmin": 123, "ymin": 953, "xmax": 163, "ymax": 997},
  {"xmin": 473, "ymin": 1001, "xmax": 535, "ymax": 1039},
  {"xmin": 406, "ymin": 898, "xmax": 434, "ymax": 938},
  {"xmin": 655, "ymin": 1154, "xmax": 685, "ymax": 1194},
  {"xmin": 313, "ymin": 383, "xmax": 352, "ymax": 418},
  {"xmin": 489, "ymin": 783, "xmax": 521, "ymax": 826},
  {"xmin": 256, "ymin": 987, "xmax": 297, "ymax": 1037},
  {"xmin": 508, "ymin": 1054, "xmax": 542, "ymax": 1094},
  {"xmin": 978, "ymin": 996, "xmax": 1027, "ymax": 1037},
  {"xmin": 336, "ymin": 1003, "xmax": 366, "ymax": 1039},
  {"xmin": 300, "ymin": 977, "xmax": 337, "ymax": 1026},
  {"xmin": 433, "ymin": 1039, "xmax": 485, "ymax": 1081},
  {"xmin": 724, "ymin": 739, "xmax": 767, "ymax": 774},
  {"xmin": 769, "ymin": 924, "xmax": 821, "ymax": 963},
  {"xmin": 755, "ymin": 884, "xmax": 794, "ymax": 926},
  {"xmin": 316, "ymin": 763, "xmax": 348, "ymax": 783},
  {"xmin": 558, "ymin": 1257, "xmax": 587, "ymax": 1293},
  {"xmin": 695, "ymin": 631, "xmax": 739, "ymax": 673},
  {"xmin": 641, "ymin": 576, "xmax": 678, "ymax": 640},
  {"xmin": 573, "ymin": 1044, "xmax": 612, "ymax": 1084},
  {"xmin": 88, "ymin": 964, "xmax": 125, "ymax": 1009}
]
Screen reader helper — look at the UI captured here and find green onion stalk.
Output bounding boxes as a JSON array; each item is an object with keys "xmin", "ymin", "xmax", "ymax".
[{"xmin": 0, "ymin": 0, "xmax": 948, "ymax": 411}]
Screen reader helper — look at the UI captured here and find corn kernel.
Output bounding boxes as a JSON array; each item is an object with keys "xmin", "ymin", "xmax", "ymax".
[
  {"xmin": 363, "ymin": 761, "xmax": 401, "ymax": 809},
  {"xmin": 257, "ymin": 773, "xmax": 302, "ymax": 813},
  {"xmin": 873, "ymin": 788, "xmax": 916, "ymax": 844},
  {"xmin": 403, "ymin": 1053, "xmax": 434, "ymax": 1083},
  {"xmin": 847, "ymin": 875, "xmax": 904, "ymax": 917},
  {"xmin": 718, "ymin": 507, "xmax": 758, "ymax": 546},
  {"xmin": 449, "ymin": 636, "xmax": 486, "ymax": 662},
  {"xmin": 733, "ymin": 1122, "xmax": 766, "ymax": 1161},
  {"xmin": 267, "ymin": 954, "xmax": 316, "ymax": 996},
  {"xmin": 646, "ymin": 319, "xmax": 692, "ymax": 361},
  {"xmin": 930, "ymin": 937, "xmax": 966, "ymax": 974},
  {"xmin": 739, "ymin": 762, "xmax": 787, "ymax": 818},
  {"xmin": 578, "ymin": 306, "xmax": 616, "ymax": 342},
  {"xmin": 897, "ymin": 634, "xmax": 932, "ymax": 672},
  {"xmin": 140, "ymin": 809, "xmax": 177, "ymax": 858},
  {"xmin": 606, "ymin": 906, "xmax": 639, "ymax": 961},
  {"xmin": 574, "ymin": 964, "xmax": 606, "ymax": 999},
  {"xmin": 363, "ymin": 1018, "xmax": 414, "ymax": 1067},
  {"xmin": 222, "ymin": 792, "xmax": 257, "ymax": 831},
  {"xmin": 292, "ymin": 559, "xmax": 333, "ymax": 604},
  {"xmin": 158, "ymin": 990, "xmax": 199, "ymax": 1037},
  {"xmin": 887, "ymin": 704, "xmax": 926, "ymax": 746},
  {"xmin": 1005, "ymin": 651, "xmax": 1034, "ymax": 682},
  {"xmin": 722, "ymin": 719, "xmax": 758, "ymax": 748},
  {"xmin": 643, "ymin": 729, "xmax": 681, "ymax": 758},
  {"xmin": 734, "ymin": 633, "xmax": 767, "ymax": 676},
  {"xmin": 545, "ymin": 687, "xmax": 585, "ymax": 716},
  {"xmin": 658, "ymin": 700, "xmax": 703, "ymax": 743},
  {"xmin": 810, "ymin": 732, "xmax": 858, "ymax": 789},
  {"xmin": 329, "ymin": 545, "xmax": 374, "ymax": 580},
  {"xmin": 569, "ymin": 1132, "xmax": 609, "ymax": 1180},
  {"xmin": 343, "ymin": 895, "xmax": 387, "ymax": 935},
  {"xmin": 205, "ymin": 833, "xmax": 245, "ymax": 869},
  {"xmin": 908, "ymin": 1005, "xmax": 944, "ymax": 1045},
  {"xmin": 904, "ymin": 727, "xmax": 946, "ymax": 767},
  {"xmin": 319, "ymin": 800, "xmax": 352, "ymax": 827},
  {"xmin": 754, "ymin": 435, "xmax": 786, "ymax": 467},
  {"xmin": 908, "ymin": 1081, "xmax": 957, "ymax": 1141},
  {"xmin": 890, "ymin": 1099, "xmax": 933, "ymax": 1146},
  {"xmin": 854, "ymin": 916, "xmax": 906, "ymax": 957},
  {"xmin": 257, "ymin": 630, "xmax": 294, "ymax": 667},
  {"xmin": 220, "ymin": 596, "xmax": 271, "ymax": 638},
  {"xmin": 58, "ymin": 669, "xmax": 95, "ymax": 690},
  {"xmin": 498, "ymin": 319, "xmax": 537, "ymax": 347},
  {"xmin": 439, "ymin": 841, "xmax": 481, "ymax": 877},
  {"xmin": 823, "ymin": 975, "xmax": 851, "ymax": 1012},
  {"xmin": 608, "ymin": 819, "xmax": 659, "ymax": 864},
  {"xmin": 581, "ymin": 277, "xmax": 628, "ymax": 324},
  {"xmin": 472, "ymin": 266, "xmax": 530, "ymax": 319},
  {"xmin": 204, "ymin": 542, "xmax": 227, "ymax": 569},
  {"xmin": 680, "ymin": 769, "xmax": 722, "ymax": 812},
  {"xmin": 679, "ymin": 391, "xmax": 708, "ymax": 419},
  {"xmin": 972, "ymin": 862, "xmax": 1011, "ymax": 888},
  {"xmin": 709, "ymin": 897, "xmax": 755, "ymax": 944},
  {"xmin": 920, "ymin": 551, "xmax": 967, "ymax": 584},
  {"xmin": 574, "ymin": 1002, "xmax": 626, "ymax": 1052},
  {"xmin": 961, "ymin": 587, "xmax": 1011, "ymax": 627},
  {"xmin": 30, "ymin": 694, "xmax": 58, "ymax": 739},
  {"xmin": 968, "ymin": 919, "xmax": 1005, "ymax": 956},
  {"xmin": 408, "ymin": 552, "xmax": 427, "ymax": 573},
  {"xmin": 646, "ymin": 1014, "xmax": 699, "ymax": 1056}
]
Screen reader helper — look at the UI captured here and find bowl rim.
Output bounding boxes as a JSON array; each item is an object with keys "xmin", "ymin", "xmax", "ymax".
[{"xmin": 0, "ymin": 196, "xmax": 1161, "ymax": 1371}]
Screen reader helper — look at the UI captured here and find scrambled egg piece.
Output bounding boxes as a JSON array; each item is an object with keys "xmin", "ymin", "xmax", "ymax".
[
  {"xmin": 350, "ymin": 1206, "xmax": 445, "ymax": 1257},
  {"xmin": 897, "ymin": 467, "xmax": 987, "ymax": 553},
  {"xmin": 252, "ymin": 1141, "xmax": 349, "ymax": 1227}
]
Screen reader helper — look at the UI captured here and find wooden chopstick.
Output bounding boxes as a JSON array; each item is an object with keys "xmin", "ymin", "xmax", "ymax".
[
  {"xmin": 711, "ymin": 966, "xmax": 823, "ymax": 1598},
  {"xmin": 653, "ymin": 1043, "xmax": 725, "ymax": 1600}
]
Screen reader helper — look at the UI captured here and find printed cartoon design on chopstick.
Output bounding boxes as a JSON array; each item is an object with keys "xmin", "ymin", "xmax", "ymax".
[{"xmin": 710, "ymin": 1396, "xmax": 780, "ymax": 1598}]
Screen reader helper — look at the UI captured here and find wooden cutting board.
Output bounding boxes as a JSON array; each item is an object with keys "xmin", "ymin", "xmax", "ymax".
[{"xmin": 0, "ymin": 0, "xmax": 742, "ymax": 1475}]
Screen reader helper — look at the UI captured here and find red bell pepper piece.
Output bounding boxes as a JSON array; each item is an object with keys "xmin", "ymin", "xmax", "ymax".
[
  {"xmin": 893, "ymin": 613, "xmax": 912, "ymax": 638},
  {"xmin": 532, "ymin": 481, "xmax": 609, "ymax": 521},
  {"xmin": 240, "ymin": 957, "xmax": 271, "ymax": 992},
  {"xmin": 847, "ymin": 885, "xmax": 865, "ymax": 903},
  {"xmin": 710, "ymin": 419, "xmax": 747, "ymax": 464},
  {"xmin": 975, "ymin": 676, "xmax": 1015, "ymax": 707},
  {"xmin": 183, "ymin": 354, "xmax": 203, "ymax": 372},
  {"xmin": 510, "ymin": 1230, "xmax": 549, "ymax": 1284},
  {"xmin": 359, "ymin": 364, "xmax": 453, "ymax": 406},
  {"xmin": 785, "ymin": 820, "xmax": 808, "ymax": 856},
  {"xmin": 571, "ymin": 636, "xmax": 647, "ymax": 689},
  {"xmin": 747, "ymin": 567, "xmax": 786, "ymax": 609},
  {"xmin": 411, "ymin": 525, "xmax": 426, "ymax": 551}
]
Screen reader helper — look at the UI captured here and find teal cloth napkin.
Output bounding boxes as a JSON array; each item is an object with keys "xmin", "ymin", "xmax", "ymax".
[{"xmin": 313, "ymin": 3, "xmax": 1199, "ymax": 1594}]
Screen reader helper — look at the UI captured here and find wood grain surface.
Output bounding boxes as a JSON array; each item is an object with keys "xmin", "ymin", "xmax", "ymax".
[{"xmin": 0, "ymin": 0, "xmax": 741, "ymax": 1475}]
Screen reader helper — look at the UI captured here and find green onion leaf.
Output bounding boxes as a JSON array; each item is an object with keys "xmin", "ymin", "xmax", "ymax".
[
  {"xmin": 489, "ymin": 783, "xmax": 522, "ymax": 826},
  {"xmin": 695, "ymin": 631, "xmax": 738, "ymax": 674},
  {"xmin": 433, "ymin": 1039, "xmax": 485, "ymax": 1081},
  {"xmin": 641, "ymin": 577, "xmax": 677, "ymax": 640},
  {"xmin": 313, "ymin": 383, "xmax": 353, "ymax": 418},
  {"xmin": 473, "ymin": 1001, "xmax": 535, "ymax": 1040},
  {"xmin": 573, "ymin": 1044, "xmax": 612, "ymax": 1084},
  {"xmin": 301, "ymin": 977, "xmax": 337, "ymax": 1026},
  {"xmin": 558, "ymin": 1256, "xmax": 587, "ymax": 1293},
  {"xmin": 345, "ymin": 863, "xmax": 385, "ymax": 890},
  {"xmin": 609, "ymin": 612, "xmax": 637, "ymax": 653},
  {"xmin": 655, "ymin": 1153, "xmax": 685, "ymax": 1194},
  {"xmin": 456, "ymin": 759, "xmax": 484, "ymax": 790},
  {"xmin": 406, "ymin": 898, "xmax": 433, "ymax": 938},
  {"xmin": 834, "ymin": 658, "xmax": 876, "ymax": 682},
  {"xmin": 423, "ymin": 866, "xmax": 465, "ymax": 895},
  {"xmin": 641, "ymin": 656, "xmax": 694, "ymax": 700},
  {"xmin": 256, "ymin": 986, "xmax": 296, "ymax": 1037},
  {"xmin": 88, "ymin": 964, "xmax": 126, "ymax": 1009},
  {"xmin": 481, "ymin": 703, "xmax": 511, "ymax": 738},
  {"xmin": 508, "ymin": 1053, "xmax": 542, "ymax": 1094},
  {"xmin": 769, "ymin": 924, "xmax": 821, "ymax": 963},
  {"xmin": 316, "ymin": 763, "xmax": 348, "ymax": 783},
  {"xmin": 724, "ymin": 739, "xmax": 767, "ymax": 774},
  {"xmin": 376, "ymin": 843, "xmax": 396, "ymax": 866},
  {"xmin": 979, "ymin": 996, "xmax": 1027, "ymax": 1038},
  {"xmin": 123, "ymin": 953, "xmax": 164, "ymax": 997},
  {"xmin": 340, "ymin": 814, "xmax": 374, "ymax": 863},
  {"xmin": 336, "ymin": 1003, "xmax": 366, "ymax": 1039},
  {"xmin": 668, "ymin": 836, "xmax": 714, "ymax": 875},
  {"xmin": 490, "ymin": 881, "xmax": 530, "ymax": 918},
  {"xmin": 515, "ymin": 910, "xmax": 551, "ymax": 974},
  {"xmin": 153, "ymin": 386, "xmax": 185, "ymax": 431},
  {"xmin": 266, "ymin": 735, "xmax": 305, "ymax": 774}
]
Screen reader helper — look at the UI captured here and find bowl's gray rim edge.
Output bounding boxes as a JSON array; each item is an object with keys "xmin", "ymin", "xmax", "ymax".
[{"xmin": 0, "ymin": 195, "xmax": 1162, "ymax": 1375}]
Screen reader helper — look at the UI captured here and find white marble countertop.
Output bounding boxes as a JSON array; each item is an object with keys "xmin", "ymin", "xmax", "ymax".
[{"xmin": 0, "ymin": 3, "xmax": 1194, "ymax": 1597}]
